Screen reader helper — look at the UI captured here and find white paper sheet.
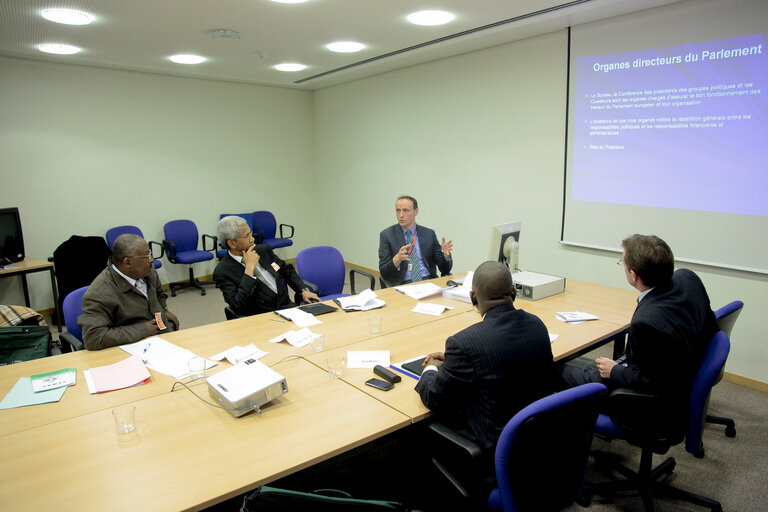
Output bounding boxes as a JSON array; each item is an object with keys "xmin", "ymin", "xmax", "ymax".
[{"xmin": 347, "ymin": 350, "xmax": 391, "ymax": 368}]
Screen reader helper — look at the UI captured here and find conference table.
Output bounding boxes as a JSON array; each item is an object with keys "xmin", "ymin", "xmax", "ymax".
[{"xmin": 0, "ymin": 274, "xmax": 636, "ymax": 511}]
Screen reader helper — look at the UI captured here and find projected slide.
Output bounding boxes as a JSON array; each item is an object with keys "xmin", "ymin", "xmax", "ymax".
[{"xmin": 572, "ymin": 33, "xmax": 767, "ymax": 216}]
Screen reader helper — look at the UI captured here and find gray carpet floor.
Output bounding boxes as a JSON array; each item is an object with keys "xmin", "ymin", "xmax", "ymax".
[{"xmin": 53, "ymin": 280, "xmax": 768, "ymax": 511}]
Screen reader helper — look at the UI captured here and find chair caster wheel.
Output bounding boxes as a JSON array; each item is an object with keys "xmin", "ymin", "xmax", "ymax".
[
  {"xmin": 171, "ymin": 291, "xmax": 177, "ymax": 297},
  {"xmin": 576, "ymin": 496, "xmax": 592, "ymax": 507},
  {"xmin": 201, "ymin": 289, "xmax": 206, "ymax": 296},
  {"xmin": 725, "ymin": 426, "xmax": 736, "ymax": 438}
]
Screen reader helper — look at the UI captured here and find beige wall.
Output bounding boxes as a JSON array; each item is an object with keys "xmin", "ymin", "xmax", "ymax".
[
  {"xmin": 1, "ymin": 26, "xmax": 766, "ymax": 384},
  {"xmin": 0, "ymin": 56, "xmax": 316, "ymax": 305}
]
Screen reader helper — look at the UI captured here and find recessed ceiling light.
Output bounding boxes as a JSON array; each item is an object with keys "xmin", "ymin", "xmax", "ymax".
[
  {"xmin": 169, "ymin": 54, "xmax": 206, "ymax": 64},
  {"xmin": 326, "ymin": 41, "xmax": 365, "ymax": 53},
  {"xmin": 406, "ymin": 10, "xmax": 456, "ymax": 26},
  {"xmin": 270, "ymin": 0, "xmax": 308, "ymax": 3},
  {"xmin": 274, "ymin": 63, "xmax": 306, "ymax": 72},
  {"xmin": 41, "ymin": 8, "xmax": 94, "ymax": 25},
  {"xmin": 38, "ymin": 43, "xmax": 80, "ymax": 55}
]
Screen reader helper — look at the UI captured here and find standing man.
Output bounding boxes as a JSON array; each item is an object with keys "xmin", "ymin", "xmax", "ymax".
[
  {"xmin": 415, "ymin": 261, "xmax": 555, "ymax": 452},
  {"xmin": 378, "ymin": 195, "xmax": 453, "ymax": 287},
  {"xmin": 213, "ymin": 216, "xmax": 319, "ymax": 317},
  {"xmin": 80, "ymin": 234, "xmax": 179, "ymax": 350},
  {"xmin": 559, "ymin": 234, "xmax": 718, "ymax": 423}
]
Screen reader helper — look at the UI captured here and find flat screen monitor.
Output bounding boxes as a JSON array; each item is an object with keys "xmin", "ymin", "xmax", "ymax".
[
  {"xmin": 488, "ymin": 221, "xmax": 521, "ymax": 271},
  {"xmin": 0, "ymin": 207, "xmax": 25, "ymax": 265}
]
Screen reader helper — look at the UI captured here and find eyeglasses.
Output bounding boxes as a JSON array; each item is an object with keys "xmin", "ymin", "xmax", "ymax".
[
  {"xmin": 616, "ymin": 259, "xmax": 625, "ymax": 267},
  {"xmin": 129, "ymin": 251, "xmax": 153, "ymax": 260}
]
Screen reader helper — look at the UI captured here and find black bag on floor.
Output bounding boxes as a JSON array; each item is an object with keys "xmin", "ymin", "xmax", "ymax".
[
  {"xmin": 241, "ymin": 486, "xmax": 407, "ymax": 512},
  {"xmin": 0, "ymin": 325, "xmax": 52, "ymax": 365}
]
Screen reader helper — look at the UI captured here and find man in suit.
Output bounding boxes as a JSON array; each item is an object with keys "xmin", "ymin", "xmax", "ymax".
[
  {"xmin": 378, "ymin": 195, "xmax": 454, "ymax": 286},
  {"xmin": 560, "ymin": 234, "xmax": 718, "ymax": 421},
  {"xmin": 80, "ymin": 234, "xmax": 179, "ymax": 350},
  {"xmin": 213, "ymin": 216, "xmax": 319, "ymax": 317},
  {"xmin": 415, "ymin": 261, "xmax": 555, "ymax": 452}
]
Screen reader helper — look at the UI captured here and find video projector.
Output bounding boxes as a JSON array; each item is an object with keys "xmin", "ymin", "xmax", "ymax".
[{"xmin": 206, "ymin": 359, "xmax": 288, "ymax": 417}]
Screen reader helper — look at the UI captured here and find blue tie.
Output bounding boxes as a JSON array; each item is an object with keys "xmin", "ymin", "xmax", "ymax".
[{"xmin": 406, "ymin": 230, "xmax": 422, "ymax": 282}]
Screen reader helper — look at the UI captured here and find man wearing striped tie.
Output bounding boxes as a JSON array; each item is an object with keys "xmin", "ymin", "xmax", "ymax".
[{"xmin": 378, "ymin": 195, "xmax": 454, "ymax": 287}]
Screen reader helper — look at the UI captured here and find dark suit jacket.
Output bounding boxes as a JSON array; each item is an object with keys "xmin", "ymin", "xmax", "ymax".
[
  {"xmin": 611, "ymin": 268, "xmax": 718, "ymax": 408},
  {"xmin": 378, "ymin": 224, "xmax": 452, "ymax": 286},
  {"xmin": 213, "ymin": 245, "xmax": 307, "ymax": 317},
  {"xmin": 415, "ymin": 303, "xmax": 554, "ymax": 451}
]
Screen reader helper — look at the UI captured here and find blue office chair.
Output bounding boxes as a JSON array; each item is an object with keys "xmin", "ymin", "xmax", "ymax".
[
  {"xmin": 252, "ymin": 210, "xmax": 294, "ymax": 250},
  {"xmin": 59, "ymin": 286, "xmax": 88, "ymax": 351},
  {"xmin": 585, "ymin": 330, "xmax": 729, "ymax": 512},
  {"xmin": 105, "ymin": 225, "xmax": 163, "ymax": 269},
  {"xmin": 296, "ymin": 246, "xmax": 375, "ymax": 301},
  {"xmin": 216, "ymin": 214, "xmax": 255, "ymax": 259},
  {"xmin": 706, "ymin": 300, "xmax": 743, "ymax": 437},
  {"xmin": 163, "ymin": 220, "xmax": 216, "ymax": 296},
  {"xmin": 428, "ymin": 383, "xmax": 607, "ymax": 512}
]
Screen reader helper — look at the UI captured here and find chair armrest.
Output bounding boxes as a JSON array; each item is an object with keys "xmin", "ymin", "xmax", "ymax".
[
  {"xmin": 202, "ymin": 234, "xmax": 217, "ymax": 252},
  {"xmin": 379, "ymin": 276, "xmax": 388, "ymax": 289},
  {"xmin": 278, "ymin": 223, "xmax": 294, "ymax": 239},
  {"xmin": 60, "ymin": 331, "xmax": 84, "ymax": 352},
  {"xmin": 302, "ymin": 281, "xmax": 320, "ymax": 295},
  {"xmin": 252, "ymin": 228, "xmax": 265, "ymax": 243},
  {"xmin": 429, "ymin": 422, "xmax": 483, "ymax": 460},
  {"xmin": 605, "ymin": 388, "xmax": 682, "ymax": 446},
  {"xmin": 148, "ymin": 240, "xmax": 164, "ymax": 260},
  {"xmin": 349, "ymin": 269, "xmax": 375, "ymax": 295},
  {"xmin": 162, "ymin": 239, "xmax": 178, "ymax": 262}
]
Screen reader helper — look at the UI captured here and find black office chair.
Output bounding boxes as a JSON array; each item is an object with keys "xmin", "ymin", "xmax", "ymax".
[
  {"xmin": 584, "ymin": 330, "xmax": 730, "ymax": 512},
  {"xmin": 705, "ymin": 300, "xmax": 743, "ymax": 438},
  {"xmin": 428, "ymin": 383, "xmax": 607, "ymax": 511},
  {"xmin": 49, "ymin": 235, "xmax": 112, "ymax": 328},
  {"xmin": 163, "ymin": 220, "xmax": 217, "ymax": 296}
]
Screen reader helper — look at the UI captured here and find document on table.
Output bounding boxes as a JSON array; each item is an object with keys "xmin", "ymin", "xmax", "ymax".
[
  {"xmin": 275, "ymin": 307, "xmax": 322, "ymax": 327},
  {"xmin": 269, "ymin": 327, "xmax": 320, "ymax": 348},
  {"xmin": 83, "ymin": 355, "xmax": 151, "ymax": 394},
  {"xmin": 121, "ymin": 337, "xmax": 217, "ymax": 380},
  {"xmin": 395, "ymin": 282, "xmax": 444, "ymax": 300},
  {"xmin": 210, "ymin": 344, "xmax": 269, "ymax": 364},
  {"xmin": 30, "ymin": 368, "xmax": 77, "ymax": 392},
  {"xmin": 334, "ymin": 289, "xmax": 386, "ymax": 311},
  {"xmin": 410, "ymin": 302, "xmax": 452, "ymax": 316},
  {"xmin": 555, "ymin": 312, "xmax": 599, "ymax": 323},
  {"xmin": 0, "ymin": 377, "xmax": 67, "ymax": 409},
  {"xmin": 347, "ymin": 350, "xmax": 390, "ymax": 368}
]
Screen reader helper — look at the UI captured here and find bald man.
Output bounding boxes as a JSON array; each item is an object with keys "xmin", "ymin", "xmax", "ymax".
[
  {"xmin": 415, "ymin": 261, "xmax": 555, "ymax": 452},
  {"xmin": 80, "ymin": 234, "xmax": 179, "ymax": 350}
]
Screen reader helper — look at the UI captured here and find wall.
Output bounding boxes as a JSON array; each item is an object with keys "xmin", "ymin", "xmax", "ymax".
[
  {"xmin": 312, "ymin": 30, "xmax": 768, "ymax": 384},
  {"xmin": 0, "ymin": 56, "xmax": 316, "ymax": 308}
]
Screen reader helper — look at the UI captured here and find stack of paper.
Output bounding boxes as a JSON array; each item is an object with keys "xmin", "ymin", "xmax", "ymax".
[
  {"xmin": 211, "ymin": 344, "xmax": 269, "ymax": 364},
  {"xmin": 275, "ymin": 307, "xmax": 322, "ymax": 327},
  {"xmin": 395, "ymin": 282, "xmax": 443, "ymax": 300},
  {"xmin": 121, "ymin": 337, "xmax": 217, "ymax": 380},
  {"xmin": 442, "ymin": 271, "xmax": 474, "ymax": 303},
  {"xmin": 269, "ymin": 327, "xmax": 321, "ymax": 348},
  {"xmin": 555, "ymin": 312, "xmax": 599, "ymax": 323},
  {"xmin": 83, "ymin": 355, "xmax": 151, "ymax": 394},
  {"xmin": 334, "ymin": 289, "xmax": 385, "ymax": 311}
]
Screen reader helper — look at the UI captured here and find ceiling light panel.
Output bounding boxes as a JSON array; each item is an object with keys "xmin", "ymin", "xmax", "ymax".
[
  {"xmin": 41, "ymin": 9, "xmax": 95, "ymax": 25},
  {"xmin": 326, "ymin": 41, "xmax": 365, "ymax": 53}
]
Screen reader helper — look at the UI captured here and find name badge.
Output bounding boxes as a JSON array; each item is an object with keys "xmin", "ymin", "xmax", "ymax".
[
  {"xmin": 407, "ymin": 263, "xmax": 412, "ymax": 272},
  {"xmin": 271, "ymin": 262, "xmax": 281, "ymax": 271}
]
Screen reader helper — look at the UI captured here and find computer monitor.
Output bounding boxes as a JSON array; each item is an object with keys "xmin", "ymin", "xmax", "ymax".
[
  {"xmin": 488, "ymin": 221, "xmax": 520, "ymax": 272},
  {"xmin": 0, "ymin": 207, "xmax": 25, "ymax": 265}
]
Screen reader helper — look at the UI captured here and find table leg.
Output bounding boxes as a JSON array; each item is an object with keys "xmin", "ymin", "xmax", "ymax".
[{"xmin": 50, "ymin": 267, "xmax": 62, "ymax": 332}]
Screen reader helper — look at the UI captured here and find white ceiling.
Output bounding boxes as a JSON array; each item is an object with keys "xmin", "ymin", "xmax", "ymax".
[{"xmin": 0, "ymin": 0, "xmax": 681, "ymax": 90}]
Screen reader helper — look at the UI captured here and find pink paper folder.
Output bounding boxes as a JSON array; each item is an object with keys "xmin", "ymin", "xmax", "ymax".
[{"xmin": 85, "ymin": 355, "xmax": 151, "ymax": 393}]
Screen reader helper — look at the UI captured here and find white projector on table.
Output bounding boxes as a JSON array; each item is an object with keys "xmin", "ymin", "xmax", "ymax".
[
  {"xmin": 206, "ymin": 360, "xmax": 288, "ymax": 417},
  {"xmin": 512, "ymin": 271, "xmax": 565, "ymax": 301}
]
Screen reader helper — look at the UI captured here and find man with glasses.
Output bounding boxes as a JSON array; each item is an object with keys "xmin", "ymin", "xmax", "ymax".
[
  {"xmin": 213, "ymin": 216, "xmax": 319, "ymax": 317},
  {"xmin": 559, "ymin": 234, "xmax": 717, "ymax": 425},
  {"xmin": 80, "ymin": 234, "xmax": 179, "ymax": 350}
]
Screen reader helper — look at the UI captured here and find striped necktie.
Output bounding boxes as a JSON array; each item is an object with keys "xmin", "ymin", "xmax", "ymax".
[{"xmin": 405, "ymin": 230, "xmax": 422, "ymax": 282}]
